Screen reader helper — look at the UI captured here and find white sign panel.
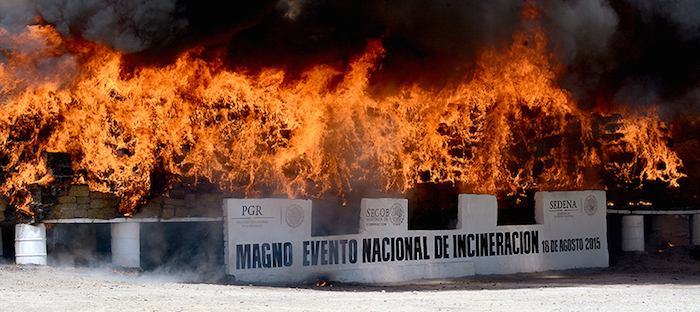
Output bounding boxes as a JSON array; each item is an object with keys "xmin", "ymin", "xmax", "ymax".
[
  {"xmin": 223, "ymin": 191, "xmax": 608, "ymax": 283},
  {"xmin": 465, "ymin": 191, "xmax": 608, "ymax": 275}
]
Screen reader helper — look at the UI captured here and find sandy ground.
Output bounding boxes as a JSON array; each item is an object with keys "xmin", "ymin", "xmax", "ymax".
[{"xmin": 2, "ymin": 249, "xmax": 700, "ymax": 312}]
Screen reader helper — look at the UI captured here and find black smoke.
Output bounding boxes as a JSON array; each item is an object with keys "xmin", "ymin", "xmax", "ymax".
[
  {"xmin": 1, "ymin": 0, "xmax": 700, "ymax": 115},
  {"xmin": 552, "ymin": 0, "xmax": 700, "ymax": 117}
]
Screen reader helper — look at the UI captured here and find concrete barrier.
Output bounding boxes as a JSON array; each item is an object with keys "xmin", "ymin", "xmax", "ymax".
[{"xmin": 223, "ymin": 191, "xmax": 608, "ymax": 283}]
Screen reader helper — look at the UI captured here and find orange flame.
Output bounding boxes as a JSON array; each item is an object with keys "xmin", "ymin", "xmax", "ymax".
[
  {"xmin": 602, "ymin": 110, "xmax": 684, "ymax": 187},
  {"xmin": 0, "ymin": 20, "xmax": 686, "ymax": 216}
]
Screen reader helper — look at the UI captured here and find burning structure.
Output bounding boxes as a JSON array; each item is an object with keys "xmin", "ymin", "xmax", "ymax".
[{"xmin": 0, "ymin": 0, "xmax": 698, "ymax": 272}]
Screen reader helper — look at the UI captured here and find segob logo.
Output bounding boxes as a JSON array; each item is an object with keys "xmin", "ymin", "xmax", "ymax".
[
  {"xmin": 584, "ymin": 195, "xmax": 597, "ymax": 216},
  {"xmin": 285, "ymin": 204, "xmax": 304, "ymax": 228},
  {"xmin": 389, "ymin": 203, "xmax": 404, "ymax": 226}
]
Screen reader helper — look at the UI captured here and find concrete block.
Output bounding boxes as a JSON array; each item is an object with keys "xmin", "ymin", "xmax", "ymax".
[
  {"xmin": 185, "ymin": 194, "xmax": 196, "ymax": 208},
  {"xmin": 203, "ymin": 206, "xmax": 223, "ymax": 218},
  {"xmin": 196, "ymin": 193, "xmax": 224, "ymax": 213},
  {"xmin": 162, "ymin": 208, "xmax": 175, "ymax": 219},
  {"xmin": 89, "ymin": 192, "xmax": 105, "ymax": 199},
  {"xmin": 68, "ymin": 185, "xmax": 90, "ymax": 197},
  {"xmin": 134, "ymin": 203, "xmax": 161, "ymax": 218},
  {"xmin": 91, "ymin": 209, "xmax": 115, "ymax": 219},
  {"xmin": 175, "ymin": 207, "xmax": 189, "ymax": 218},
  {"xmin": 52, "ymin": 209, "xmax": 66, "ymax": 219},
  {"xmin": 104, "ymin": 199, "xmax": 119, "ymax": 208},
  {"xmin": 57, "ymin": 196, "xmax": 76, "ymax": 204},
  {"xmin": 76, "ymin": 196, "xmax": 91, "ymax": 204},
  {"xmin": 90, "ymin": 199, "xmax": 105, "ymax": 209},
  {"xmin": 57, "ymin": 203, "xmax": 77, "ymax": 212},
  {"xmin": 185, "ymin": 207, "xmax": 200, "ymax": 217},
  {"xmin": 0, "ymin": 198, "xmax": 6, "ymax": 213},
  {"xmin": 169, "ymin": 189, "xmax": 185, "ymax": 199},
  {"xmin": 77, "ymin": 203, "xmax": 90, "ymax": 211},
  {"xmin": 74, "ymin": 210, "xmax": 88, "ymax": 218},
  {"xmin": 100, "ymin": 209, "xmax": 117, "ymax": 219},
  {"xmin": 146, "ymin": 201, "xmax": 161, "ymax": 210},
  {"xmin": 163, "ymin": 197, "xmax": 186, "ymax": 207}
]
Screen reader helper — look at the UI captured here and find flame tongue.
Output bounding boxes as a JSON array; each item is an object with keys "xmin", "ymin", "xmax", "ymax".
[{"xmin": 0, "ymin": 22, "xmax": 686, "ymax": 216}]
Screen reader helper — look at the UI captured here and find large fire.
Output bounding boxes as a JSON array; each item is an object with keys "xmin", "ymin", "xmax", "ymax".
[{"xmin": 0, "ymin": 14, "xmax": 687, "ymax": 217}]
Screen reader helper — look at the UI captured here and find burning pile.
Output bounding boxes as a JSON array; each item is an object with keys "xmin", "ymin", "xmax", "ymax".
[{"xmin": 0, "ymin": 2, "xmax": 693, "ymax": 220}]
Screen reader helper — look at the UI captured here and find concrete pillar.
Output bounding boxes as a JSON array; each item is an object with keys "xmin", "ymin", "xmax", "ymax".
[
  {"xmin": 649, "ymin": 215, "xmax": 663, "ymax": 249},
  {"xmin": 15, "ymin": 224, "xmax": 47, "ymax": 265},
  {"xmin": 692, "ymin": 214, "xmax": 700, "ymax": 246},
  {"xmin": 111, "ymin": 222, "xmax": 140, "ymax": 268},
  {"xmin": 621, "ymin": 215, "xmax": 645, "ymax": 251}
]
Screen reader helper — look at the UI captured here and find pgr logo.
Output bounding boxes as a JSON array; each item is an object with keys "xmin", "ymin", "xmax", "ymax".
[{"xmin": 285, "ymin": 204, "xmax": 304, "ymax": 228}]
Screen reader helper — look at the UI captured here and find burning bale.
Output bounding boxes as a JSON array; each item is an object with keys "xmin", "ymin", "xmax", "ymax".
[
  {"xmin": 0, "ymin": 197, "xmax": 7, "ymax": 219},
  {"xmin": 0, "ymin": 21, "xmax": 688, "ymax": 221}
]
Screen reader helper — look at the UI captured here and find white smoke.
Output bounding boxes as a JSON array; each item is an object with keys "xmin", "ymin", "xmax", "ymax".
[
  {"xmin": 0, "ymin": 0, "xmax": 187, "ymax": 53},
  {"xmin": 627, "ymin": 0, "xmax": 700, "ymax": 41},
  {"xmin": 0, "ymin": 25, "xmax": 79, "ymax": 104},
  {"xmin": 0, "ymin": 0, "xmax": 188, "ymax": 101},
  {"xmin": 0, "ymin": 0, "xmax": 34, "ymax": 32},
  {"xmin": 278, "ymin": 0, "xmax": 306, "ymax": 21},
  {"xmin": 546, "ymin": 0, "xmax": 619, "ymax": 63},
  {"xmin": 35, "ymin": 0, "xmax": 188, "ymax": 53}
]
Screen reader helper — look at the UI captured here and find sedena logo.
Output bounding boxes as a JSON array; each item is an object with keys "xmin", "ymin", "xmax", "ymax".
[{"xmin": 584, "ymin": 195, "xmax": 597, "ymax": 216}]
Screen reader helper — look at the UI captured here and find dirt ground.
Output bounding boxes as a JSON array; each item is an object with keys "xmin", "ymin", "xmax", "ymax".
[{"xmin": 2, "ymin": 248, "xmax": 700, "ymax": 312}]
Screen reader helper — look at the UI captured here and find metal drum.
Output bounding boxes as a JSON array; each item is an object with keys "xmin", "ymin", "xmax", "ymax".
[{"xmin": 15, "ymin": 224, "xmax": 47, "ymax": 265}]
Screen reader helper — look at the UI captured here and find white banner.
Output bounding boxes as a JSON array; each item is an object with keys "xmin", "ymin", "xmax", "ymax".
[{"xmin": 223, "ymin": 191, "xmax": 608, "ymax": 283}]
